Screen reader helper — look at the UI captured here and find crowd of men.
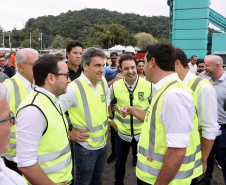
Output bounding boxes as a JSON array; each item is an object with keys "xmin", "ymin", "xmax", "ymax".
[{"xmin": 0, "ymin": 41, "xmax": 225, "ymax": 185}]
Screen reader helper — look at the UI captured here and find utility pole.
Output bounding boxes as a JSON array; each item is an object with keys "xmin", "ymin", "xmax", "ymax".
[
  {"xmin": 40, "ymin": 33, "xmax": 44, "ymax": 50},
  {"xmin": 2, "ymin": 32, "xmax": 5, "ymax": 53},
  {"xmin": 30, "ymin": 32, "xmax": 31, "ymax": 48},
  {"xmin": 8, "ymin": 31, "xmax": 12, "ymax": 52}
]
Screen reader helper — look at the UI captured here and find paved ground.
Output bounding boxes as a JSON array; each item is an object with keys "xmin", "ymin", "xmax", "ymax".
[{"xmin": 103, "ymin": 131, "xmax": 225, "ymax": 185}]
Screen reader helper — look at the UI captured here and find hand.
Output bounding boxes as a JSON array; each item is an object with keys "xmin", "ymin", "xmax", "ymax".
[
  {"xmin": 112, "ymin": 104, "xmax": 117, "ymax": 112},
  {"xmin": 110, "ymin": 120, "xmax": 118, "ymax": 132},
  {"xmin": 201, "ymin": 160, "xmax": 207, "ymax": 176},
  {"xmin": 115, "ymin": 73, "xmax": 123, "ymax": 81},
  {"xmin": 68, "ymin": 128, "xmax": 90, "ymax": 142},
  {"xmin": 120, "ymin": 106, "xmax": 132, "ymax": 118}
]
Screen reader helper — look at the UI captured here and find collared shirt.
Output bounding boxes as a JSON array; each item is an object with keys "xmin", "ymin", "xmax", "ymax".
[
  {"xmin": 210, "ymin": 72, "xmax": 226, "ymax": 125},
  {"xmin": 110, "ymin": 75, "xmax": 141, "ymax": 142},
  {"xmin": 68, "ymin": 64, "xmax": 83, "ymax": 81},
  {"xmin": 59, "ymin": 72, "xmax": 110, "ymax": 150},
  {"xmin": 188, "ymin": 62, "xmax": 197, "ymax": 75},
  {"xmin": 3, "ymin": 72, "xmax": 34, "ymax": 106},
  {"xmin": 183, "ymin": 71, "xmax": 220, "ymax": 140},
  {"xmin": 0, "ymin": 158, "xmax": 27, "ymax": 185},
  {"xmin": 198, "ymin": 71, "xmax": 211, "ymax": 80},
  {"xmin": 151, "ymin": 73, "xmax": 194, "ymax": 148},
  {"xmin": 15, "ymin": 86, "xmax": 61, "ymax": 167}
]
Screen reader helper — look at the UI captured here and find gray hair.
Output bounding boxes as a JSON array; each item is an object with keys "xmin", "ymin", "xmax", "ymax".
[
  {"xmin": 15, "ymin": 48, "xmax": 39, "ymax": 65},
  {"xmin": 0, "ymin": 83, "xmax": 7, "ymax": 102},
  {"xmin": 81, "ymin": 47, "xmax": 105, "ymax": 66}
]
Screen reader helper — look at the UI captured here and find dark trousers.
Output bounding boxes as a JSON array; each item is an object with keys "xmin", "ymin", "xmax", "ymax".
[
  {"xmin": 110, "ymin": 125, "xmax": 116, "ymax": 155},
  {"xmin": 204, "ymin": 127, "xmax": 226, "ymax": 183},
  {"xmin": 114, "ymin": 132, "xmax": 138, "ymax": 185},
  {"xmin": 190, "ymin": 177, "xmax": 198, "ymax": 185},
  {"xmin": 4, "ymin": 158, "xmax": 22, "ymax": 175}
]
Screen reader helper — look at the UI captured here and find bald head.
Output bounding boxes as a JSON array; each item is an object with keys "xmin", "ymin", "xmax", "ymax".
[{"xmin": 205, "ymin": 55, "xmax": 223, "ymax": 80}]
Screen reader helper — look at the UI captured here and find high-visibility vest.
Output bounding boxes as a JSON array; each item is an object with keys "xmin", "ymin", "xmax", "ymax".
[
  {"xmin": 68, "ymin": 77, "xmax": 108, "ymax": 148},
  {"xmin": 17, "ymin": 90, "xmax": 73, "ymax": 184},
  {"xmin": 113, "ymin": 77, "xmax": 151, "ymax": 136},
  {"xmin": 187, "ymin": 75, "xmax": 215, "ymax": 95},
  {"xmin": 136, "ymin": 79, "xmax": 202, "ymax": 185},
  {"xmin": 3, "ymin": 76, "xmax": 28, "ymax": 159}
]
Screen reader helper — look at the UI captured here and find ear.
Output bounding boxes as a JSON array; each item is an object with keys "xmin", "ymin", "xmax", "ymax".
[
  {"xmin": 149, "ymin": 57, "xmax": 155, "ymax": 69},
  {"xmin": 66, "ymin": 51, "xmax": 69, "ymax": 58},
  {"xmin": 175, "ymin": 59, "xmax": 180, "ymax": 67},
  {"xmin": 46, "ymin": 73, "xmax": 55, "ymax": 85},
  {"xmin": 17, "ymin": 63, "xmax": 23, "ymax": 73},
  {"xmin": 83, "ymin": 63, "xmax": 87, "ymax": 72}
]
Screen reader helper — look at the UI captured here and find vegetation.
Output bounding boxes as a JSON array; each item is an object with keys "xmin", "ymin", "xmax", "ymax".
[
  {"xmin": 135, "ymin": 32, "xmax": 157, "ymax": 50},
  {"xmin": 0, "ymin": 9, "xmax": 169, "ymax": 49}
]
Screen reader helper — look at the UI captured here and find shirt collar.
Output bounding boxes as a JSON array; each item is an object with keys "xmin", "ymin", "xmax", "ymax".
[
  {"xmin": 16, "ymin": 72, "xmax": 35, "ymax": 88},
  {"xmin": 210, "ymin": 72, "xmax": 226, "ymax": 84},
  {"xmin": 80, "ymin": 72, "xmax": 101, "ymax": 88},
  {"xmin": 123, "ymin": 75, "xmax": 138, "ymax": 88},
  {"xmin": 152, "ymin": 73, "xmax": 179, "ymax": 92},
  {"xmin": 35, "ymin": 86, "xmax": 59, "ymax": 105},
  {"xmin": 68, "ymin": 65, "xmax": 82, "ymax": 72},
  {"xmin": 182, "ymin": 70, "xmax": 195, "ymax": 85}
]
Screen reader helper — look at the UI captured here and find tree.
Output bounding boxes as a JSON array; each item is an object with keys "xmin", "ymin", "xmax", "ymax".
[
  {"xmin": 21, "ymin": 39, "xmax": 39, "ymax": 49},
  {"xmin": 52, "ymin": 35, "xmax": 64, "ymax": 49},
  {"xmin": 135, "ymin": 32, "xmax": 157, "ymax": 50},
  {"xmin": 86, "ymin": 24, "xmax": 137, "ymax": 48}
]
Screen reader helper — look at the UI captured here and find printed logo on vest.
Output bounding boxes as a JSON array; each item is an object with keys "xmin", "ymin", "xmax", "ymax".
[
  {"xmin": 138, "ymin": 92, "xmax": 144, "ymax": 101},
  {"xmin": 100, "ymin": 94, "xmax": 106, "ymax": 103},
  {"xmin": 145, "ymin": 110, "xmax": 150, "ymax": 122}
]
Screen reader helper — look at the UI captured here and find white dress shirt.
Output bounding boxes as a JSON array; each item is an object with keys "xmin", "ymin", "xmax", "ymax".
[
  {"xmin": 183, "ymin": 71, "xmax": 220, "ymax": 140},
  {"xmin": 0, "ymin": 158, "xmax": 27, "ymax": 185},
  {"xmin": 188, "ymin": 62, "xmax": 197, "ymax": 74},
  {"xmin": 59, "ymin": 73, "xmax": 110, "ymax": 150},
  {"xmin": 3, "ymin": 72, "xmax": 34, "ymax": 105},
  {"xmin": 110, "ymin": 75, "xmax": 141, "ymax": 142},
  {"xmin": 15, "ymin": 86, "xmax": 61, "ymax": 167},
  {"xmin": 152, "ymin": 73, "xmax": 194, "ymax": 148}
]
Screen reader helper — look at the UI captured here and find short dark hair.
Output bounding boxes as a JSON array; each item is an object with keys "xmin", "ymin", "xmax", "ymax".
[
  {"xmin": 110, "ymin": 52, "xmax": 118, "ymax": 58},
  {"xmin": 146, "ymin": 43, "xmax": 175, "ymax": 71},
  {"xmin": 119, "ymin": 54, "xmax": 136, "ymax": 69},
  {"xmin": 136, "ymin": 59, "xmax": 145, "ymax": 66},
  {"xmin": 0, "ymin": 55, "xmax": 6, "ymax": 60},
  {"xmin": 175, "ymin": 48, "xmax": 188, "ymax": 68},
  {"xmin": 198, "ymin": 60, "xmax": 204, "ymax": 64},
  {"xmin": 33, "ymin": 55, "xmax": 63, "ymax": 86},
  {"xmin": 191, "ymin": 55, "xmax": 197, "ymax": 59},
  {"xmin": 66, "ymin": 40, "xmax": 83, "ymax": 53}
]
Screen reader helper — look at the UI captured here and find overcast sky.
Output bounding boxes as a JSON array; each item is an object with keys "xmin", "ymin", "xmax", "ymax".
[{"xmin": 0, "ymin": 0, "xmax": 225, "ymax": 31}]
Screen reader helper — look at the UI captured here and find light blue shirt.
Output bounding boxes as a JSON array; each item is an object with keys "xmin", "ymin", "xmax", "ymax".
[{"xmin": 210, "ymin": 72, "xmax": 226, "ymax": 125}]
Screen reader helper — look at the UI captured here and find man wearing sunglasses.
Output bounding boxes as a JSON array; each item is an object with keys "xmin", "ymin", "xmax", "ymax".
[
  {"xmin": 0, "ymin": 84, "xmax": 27, "ymax": 184},
  {"xmin": 3, "ymin": 48, "xmax": 39, "ymax": 175},
  {"xmin": 15, "ymin": 55, "xmax": 73, "ymax": 185}
]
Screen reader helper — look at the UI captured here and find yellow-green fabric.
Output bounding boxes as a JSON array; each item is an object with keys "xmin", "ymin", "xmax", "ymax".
[
  {"xmin": 3, "ymin": 76, "xmax": 28, "ymax": 158},
  {"xmin": 187, "ymin": 75, "xmax": 215, "ymax": 95},
  {"xmin": 17, "ymin": 90, "xmax": 73, "ymax": 184},
  {"xmin": 68, "ymin": 77, "xmax": 108, "ymax": 148},
  {"xmin": 113, "ymin": 77, "xmax": 151, "ymax": 136},
  {"xmin": 136, "ymin": 79, "xmax": 202, "ymax": 185}
]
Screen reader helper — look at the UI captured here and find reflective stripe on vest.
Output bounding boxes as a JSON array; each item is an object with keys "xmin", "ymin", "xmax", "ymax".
[
  {"xmin": 189, "ymin": 77, "xmax": 203, "ymax": 92},
  {"xmin": 42, "ymin": 154, "xmax": 72, "ymax": 174},
  {"xmin": 38, "ymin": 144, "xmax": 70, "ymax": 163},
  {"xmin": 137, "ymin": 158, "xmax": 202, "ymax": 180},
  {"xmin": 9, "ymin": 78, "xmax": 21, "ymax": 111},
  {"xmin": 74, "ymin": 79, "xmax": 105, "ymax": 133},
  {"xmin": 138, "ymin": 80, "xmax": 202, "ymax": 180}
]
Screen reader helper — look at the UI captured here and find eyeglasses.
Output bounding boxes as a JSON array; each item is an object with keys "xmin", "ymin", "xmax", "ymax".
[
  {"xmin": 111, "ymin": 58, "xmax": 117, "ymax": 60},
  {"xmin": 52, "ymin": 73, "xmax": 70, "ymax": 79},
  {"xmin": 22, "ymin": 62, "xmax": 35, "ymax": 66},
  {"xmin": 0, "ymin": 111, "xmax": 15, "ymax": 125}
]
